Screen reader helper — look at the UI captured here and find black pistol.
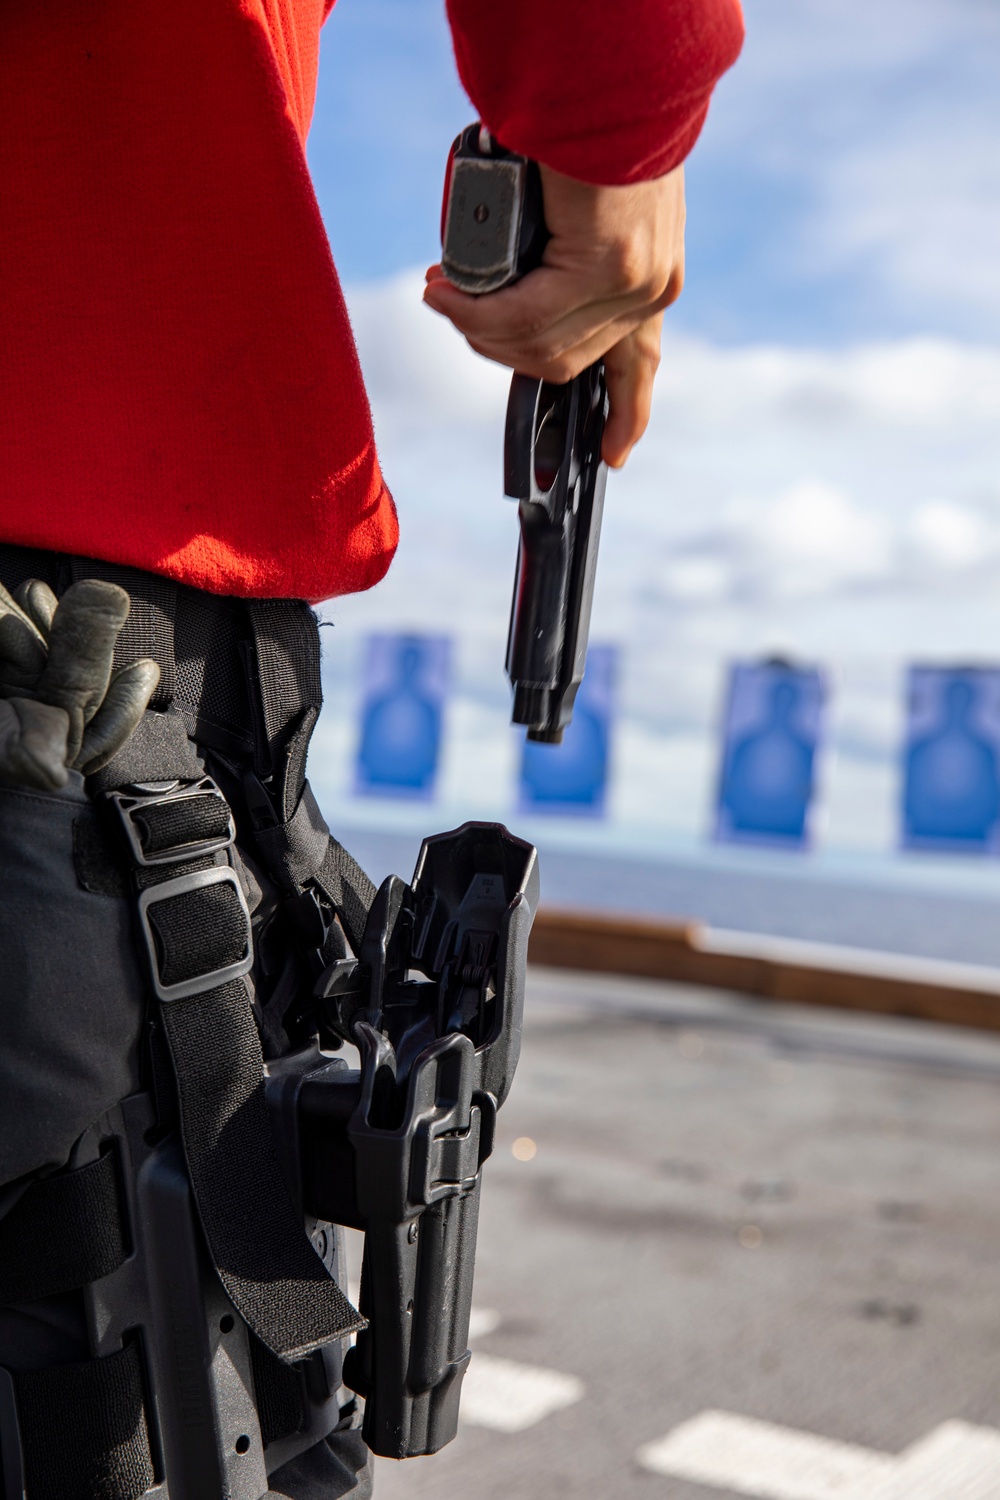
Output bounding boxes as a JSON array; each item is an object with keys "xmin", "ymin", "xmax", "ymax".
[{"xmin": 441, "ymin": 123, "xmax": 609, "ymax": 744}]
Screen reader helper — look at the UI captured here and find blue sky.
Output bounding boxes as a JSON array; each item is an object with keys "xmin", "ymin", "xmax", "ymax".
[
  {"xmin": 307, "ymin": 1, "xmax": 1000, "ymax": 858},
  {"xmin": 309, "ymin": 0, "xmax": 1000, "ymax": 346},
  {"xmin": 307, "ymin": 0, "xmax": 468, "ymax": 282}
]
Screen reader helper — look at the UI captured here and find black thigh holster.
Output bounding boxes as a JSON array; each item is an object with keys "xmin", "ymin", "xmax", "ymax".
[
  {"xmin": 0, "ymin": 559, "xmax": 538, "ymax": 1500},
  {"xmin": 1, "ymin": 1091, "xmax": 350, "ymax": 1500}
]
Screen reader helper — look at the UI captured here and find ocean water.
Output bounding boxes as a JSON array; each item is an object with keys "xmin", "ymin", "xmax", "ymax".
[{"xmin": 326, "ymin": 814, "xmax": 1000, "ymax": 970}]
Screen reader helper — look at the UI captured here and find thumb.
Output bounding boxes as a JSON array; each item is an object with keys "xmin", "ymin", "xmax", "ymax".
[
  {"xmin": 76, "ymin": 659, "xmax": 160, "ymax": 775},
  {"xmin": 37, "ymin": 579, "xmax": 131, "ymax": 761}
]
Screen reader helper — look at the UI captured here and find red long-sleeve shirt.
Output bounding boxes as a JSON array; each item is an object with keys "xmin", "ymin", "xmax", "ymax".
[{"xmin": 0, "ymin": 0, "xmax": 743, "ymax": 602}]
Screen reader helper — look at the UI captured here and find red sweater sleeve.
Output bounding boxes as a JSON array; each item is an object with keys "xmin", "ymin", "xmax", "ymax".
[{"xmin": 446, "ymin": 0, "xmax": 744, "ymax": 185}]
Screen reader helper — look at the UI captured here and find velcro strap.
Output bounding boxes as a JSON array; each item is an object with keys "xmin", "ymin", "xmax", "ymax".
[
  {"xmin": 253, "ymin": 781, "xmax": 332, "ymax": 893},
  {"xmin": 313, "ymin": 838, "xmax": 377, "ymax": 955},
  {"xmin": 0, "ymin": 1154, "xmax": 126, "ymax": 1307},
  {"xmin": 246, "ymin": 601, "xmax": 323, "ymax": 775},
  {"xmin": 253, "ymin": 780, "xmax": 376, "ymax": 953},
  {"xmin": 107, "ymin": 770, "xmax": 365, "ymax": 1361},
  {"xmin": 160, "ymin": 982, "xmax": 364, "ymax": 1360},
  {"xmin": 249, "ymin": 1333, "xmax": 306, "ymax": 1445},
  {"xmin": 12, "ymin": 1343, "xmax": 155, "ymax": 1500}
]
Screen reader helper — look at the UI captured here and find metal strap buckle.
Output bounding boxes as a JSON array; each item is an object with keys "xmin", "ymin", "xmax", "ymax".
[
  {"xmin": 138, "ymin": 865, "xmax": 253, "ymax": 1002},
  {"xmin": 107, "ymin": 776, "xmax": 236, "ymax": 867}
]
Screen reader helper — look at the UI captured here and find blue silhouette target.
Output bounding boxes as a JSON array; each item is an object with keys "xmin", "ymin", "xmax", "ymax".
[
  {"xmin": 354, "ymin": 633, "xmax": 450, "ymax": 800},
  {"xmin": 715, "ymin": 662, "xmax": 826, "ymax": 849},
  {"xmin": 518, "ymin": 646, "xmax": 618, "ymax": 817},
  {"xmin": 902, "ymin": 668, "xmax": 1000, "ymax": 853}
]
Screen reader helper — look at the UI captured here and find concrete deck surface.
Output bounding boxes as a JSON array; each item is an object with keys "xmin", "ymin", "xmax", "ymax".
[{"xmin": 366, "ymin": 967, "xmax": 1000, "ymax": 1499}]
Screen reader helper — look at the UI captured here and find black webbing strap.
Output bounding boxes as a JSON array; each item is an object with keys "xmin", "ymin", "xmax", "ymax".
[
  {"xmin": 89, "ymin": 708, "xmax": 204, "ymax": 794},
  {"xmin": 132, "ymin": 794, "xmax": 232, "ymax": 856},
  {"xmin": 109, "ymin": 771, "xmax": 363, "ymax": 1361},
  {"xmin": 253, "ymin": 780, "xmax": 377, "ymax": 953},
  {"xmin": 70, "ymin": 559, "xmax": 177, "ymax": 710},
  {"xmin": 0, "ymin": 1154, "xmax": 127, "ymax": 1307},
  {"xmin": 158, "ymin": 980, "xmax": 362, "ymax": 1359},
  {"xmin": 144, "ymin": 879, "xmax": 249, "ymax": 988},
  {"xmin": 11, "ymin": 1342, "xmax": 154, "ymax": 1500},
  {"xmin": 249, "ymin": 1333, "xmax": 306, "ymax": 1446},
  {"xmin": 313, "ymin": 839, "xmax": 378, "ymax": 956},
  {"xmin": 246, "ymin": 602, "xmax": 323, "ymax": 776}
]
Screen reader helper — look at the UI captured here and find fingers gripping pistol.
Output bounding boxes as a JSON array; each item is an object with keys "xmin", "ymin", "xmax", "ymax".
[{"xmin": 441, "ymin": 123, "xmax": 610, "ymax": 743}]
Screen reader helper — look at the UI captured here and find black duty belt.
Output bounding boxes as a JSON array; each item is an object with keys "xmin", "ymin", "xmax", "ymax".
[{"xmin": 0, "ymin": 543, "xmax": 322, "ymax": 777}]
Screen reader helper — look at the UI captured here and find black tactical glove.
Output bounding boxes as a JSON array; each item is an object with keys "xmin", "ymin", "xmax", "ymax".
[{"xmin": 0, "ymin": 578, "xmax": 160, "ymax": 790}]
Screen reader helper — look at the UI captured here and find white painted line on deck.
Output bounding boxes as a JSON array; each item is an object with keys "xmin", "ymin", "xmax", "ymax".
[
  {"xmin": 636, "ymin": 1410, "xmax": 1000, "ymax": 1500},
  {"xmin": 460, "ymin": 1353, "xmax": 585, "ymax": 1433},
  {"xmin": 871, "ymin": 1420, "xmax": 1000, "ymax": 1500},
  {"xmin": 637, "ymin": 1411, "xmax": 893, "ymax": 1499},
  {"xmin": 467, "ymin": 1306, "xmax": 501, "ymax": 1340}
]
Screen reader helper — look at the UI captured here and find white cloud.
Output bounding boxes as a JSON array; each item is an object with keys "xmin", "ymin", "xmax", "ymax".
[
  {"xmin": 317, "ymin": 273, "xmax": 1000, "ymax": 851},
  {"xmin": 344, "ymin": 272, "xmax": 509, "ymax": 432},
  {"xmin": 697, "ymin": 0, "xmax": 1000, "ymax": 336},
  {"xmin": 909, "ymin": 502, "xmax": 994, "ymax": 570},
  {"xmin": 760, "ymin": 481, "xmax": 886, "ymax": 563},
  {"xmin": 811, "ymin": 127, "xmax": 1000, "ymax": 325}
]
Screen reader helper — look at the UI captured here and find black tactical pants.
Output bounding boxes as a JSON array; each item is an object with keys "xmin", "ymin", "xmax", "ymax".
[{"xmin": 0, "ymin": 547, "xmax": 373, "ymax": 1500}]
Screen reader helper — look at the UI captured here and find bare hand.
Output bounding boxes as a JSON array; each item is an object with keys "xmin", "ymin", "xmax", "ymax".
[{"xmin": 424, "ymin": 162, "xmax": 686, "ymax": 468}]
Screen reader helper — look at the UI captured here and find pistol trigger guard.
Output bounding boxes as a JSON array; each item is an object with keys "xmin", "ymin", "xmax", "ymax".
[
  {"xmin": 504, "ymin": 375, "xmax": 580, "ymax": 516},
  {"xmin": 503, "ymin": 373, "xmax": 542, "ymax": 499}
]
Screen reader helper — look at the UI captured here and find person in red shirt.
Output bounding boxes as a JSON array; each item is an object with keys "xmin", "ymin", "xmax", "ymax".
[
  {"xmin": 0, "ymin": 4, "xmax": 742, "ymax": 1498},
  {"xmin": 0, "ymin": 0, "xmax": 742, "ymax": 601}
]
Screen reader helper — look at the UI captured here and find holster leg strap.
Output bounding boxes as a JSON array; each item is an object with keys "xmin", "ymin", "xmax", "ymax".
[
  {"xmin": 0, "ymin": 1152, "xmax": 127, "ymax": 1307},
  {"xmin": 2, "ymin": 1344, "xmax": 154, "ymax": 1500}
]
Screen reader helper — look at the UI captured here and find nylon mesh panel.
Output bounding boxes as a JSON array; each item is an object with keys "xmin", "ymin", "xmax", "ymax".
[
  {"xmin": 69, "ymin": 559, "xmax": 176, "ymax": 710},
  {"xmin": 173, "ymin": 586, "xmax": 253, "ymax": 736}
]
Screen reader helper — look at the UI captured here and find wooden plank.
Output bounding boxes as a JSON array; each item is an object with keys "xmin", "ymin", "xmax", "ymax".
[{"xmin": 527, "ymin": 908, "xmax": 1000, "ymax": 1033}]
